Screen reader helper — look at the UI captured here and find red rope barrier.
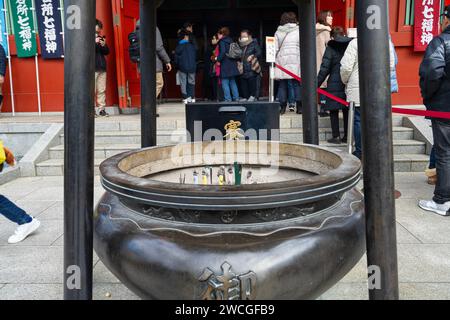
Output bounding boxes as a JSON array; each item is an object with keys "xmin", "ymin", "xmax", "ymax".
[{"xmin": 274, "ymin": 63, "xmax": 450, "ymax": 120}]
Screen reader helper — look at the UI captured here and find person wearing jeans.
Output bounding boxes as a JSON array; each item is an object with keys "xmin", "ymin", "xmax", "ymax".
[
  {"xmin": 340, "ymin": 39, "xmax": 361, "ymax": 159},
  {"xmin": 430, "ymin": 121, "xmax": 450, "ymax": 203},
  {"xmin": 221, "ymin": 77, "xmax": 239, "ymax": 102},
  {"xmin": 216, "ymin": 27, "xmax": 241, "ymax": 102},
  {"xmin": 353, "ymin": 107, "xmax": 362, "ymax": 159},
  {"xmin": 0, "ymin": 195, "xmax": 40, "ymax": 244},
  {"xmin": 274, "ymin": 12, "xmax": 301, "ymax": 114},
  {"xmin": 175, "ymin": 29, "xmax": 197, "ymax": 103},
  {"xmin": 418, "ymin": 8, "xmax": 450, "ymax": 216},
  {"xmin": 426, "ymin": 146, "xmax": 437, "ymax": 185},
  {"xmin": 178, "ymin": 72, "xmax": 196, "ymax": 101},
  {"xmin": 287, "ymin": 80, "xmax": 301, "ymax": 112},
  {"xmin": 277, "ymin": 79, "xmax": 301, "ymax": 113},
  {"xmin": 0, "ymin": 144, "xmax": 40, "ymax": 244},
  {"xmin": 340, "ymin": 36, "xmax": 395, "ymax": 160}
]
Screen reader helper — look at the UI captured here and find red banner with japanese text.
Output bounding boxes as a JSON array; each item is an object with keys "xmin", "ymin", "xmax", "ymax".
[{"xmin": 414, "ymin": 0, "xmax": 442, "ymax": 51}]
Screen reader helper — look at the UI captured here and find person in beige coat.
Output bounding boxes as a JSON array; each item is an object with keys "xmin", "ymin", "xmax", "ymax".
[
  {"xmin": 316, "ymin": 11, "xmax": 333, "ymax": 76},
  {"xmin": 316, "ymin": 11, "xmax": 333, "ymax": 116}
]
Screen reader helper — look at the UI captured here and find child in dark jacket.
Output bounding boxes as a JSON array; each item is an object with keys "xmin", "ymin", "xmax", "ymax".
[{"xmin": 175, "ymin": 30, "xmax": 197, "ymax": 103}]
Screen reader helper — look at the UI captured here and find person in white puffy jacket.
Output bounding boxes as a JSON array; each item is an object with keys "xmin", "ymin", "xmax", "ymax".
[
  {"xmin": 274, "ymin": 12, "xmax": 302, "ymax": 114},
  {"xmin": 340, "ymin": 37, "xmax": 396, "ymax": 159}
]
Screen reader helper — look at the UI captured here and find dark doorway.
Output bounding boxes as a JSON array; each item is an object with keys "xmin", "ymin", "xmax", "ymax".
[
  {"xmin": 157, "ymin": 0, "xmax": 297, "ymax": 100},
  {"xmin": 112, "ymin": 0, "xmax": 346, "ymax": 106}
]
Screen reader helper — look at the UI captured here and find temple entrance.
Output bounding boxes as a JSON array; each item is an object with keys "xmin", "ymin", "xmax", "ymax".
[{"xmin": 112, "ymin": 0, "xmax": 346, "ymax": 108}]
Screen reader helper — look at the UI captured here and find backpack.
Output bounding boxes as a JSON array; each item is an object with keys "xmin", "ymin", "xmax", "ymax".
[
  {"xmin": 128, "ymin": 31, "xmax": 140, "ymax": 63},
  {"xmin": 226, "ymin": 42, "xmax": 243, "ymax": 60}
]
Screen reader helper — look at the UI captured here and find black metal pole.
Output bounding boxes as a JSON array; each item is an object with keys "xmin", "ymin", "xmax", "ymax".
[
  {"xmin": 63, "ymin": 0, "xmax": 96, "ymax": 300},
  {"xmin": 140, "ymin": 0, "xmax": 158, "ymax": 148},
  {"xmin": 356, "ymin": 0, "xmax": 399, "ymax": 300},
  {"xmin": 295, "ymin": 0, "xmax": 319, "ymax": 145}
]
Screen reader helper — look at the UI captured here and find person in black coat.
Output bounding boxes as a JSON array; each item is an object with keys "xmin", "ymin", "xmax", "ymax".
[
  {"xmin": 0, "ymin": 43, "xmax": 7, "ymax": 108},
  {"xmin": 317, "ymin": 27, "xmax": 352, "ymax": 144},
  {"xmin": 175, "ymin": 29, "xmax": 198, "ymax": 103},
  {"xmin": 418, "ymin": 7, "xmax": 450, "ymax": 216},
  {"xmin": 95, "ymin": 19, "xmax": 110, "ymax": 117},
  {"xmin": 216, "ymin": 27, "xmax": 241, "ymax": 102},
  {"xmin": 238, "ymin": 30, "xmax": 262, "ymax": 101}
]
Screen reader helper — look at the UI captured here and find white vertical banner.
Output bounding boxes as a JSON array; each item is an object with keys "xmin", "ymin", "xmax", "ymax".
[
  {"xmin": 31, "ymin": 0, "xmax": 42, "ymax": 115},
  {"xmin": 59, "ymin": 0, "xmax": 64, "ymax": 53}
]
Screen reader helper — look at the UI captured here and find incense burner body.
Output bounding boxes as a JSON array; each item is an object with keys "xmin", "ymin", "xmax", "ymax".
[{"xmin": 94, "ymin": 141, "xmax": 365, "ymax": 300}]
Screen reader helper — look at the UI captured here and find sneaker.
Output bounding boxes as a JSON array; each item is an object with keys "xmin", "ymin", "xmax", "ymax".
[
  {"xmin": 184, "ymin": 97, "xmax": 195, "ymax": 104},
  {"xmin": 327, "ymin": 137, "xmax": 342, "ymax": 144},
  {"xmin": 8, "ymin": 218, "xmax": 41, "ymax": 244},
  {"xmin": 239, "ymin": 98, "xmax": 248, "ymax": 102},
  {"xmin": 99, "ymin": 110, "xmax": 109, "ymax": 117},
  {"xmin": 418, "ymin": 200, "xmax": 450, "ymax": 216},
  {"xmin": 248, "ymin": 96, "xmax": 256, "ymax": 102},
  {"xmin": 288, "ymin": 103, "xmax": 296, "ymax": 112},
  {"xmin": 341, "ymin": 136, "xmax": 348, "ymax": 143}
]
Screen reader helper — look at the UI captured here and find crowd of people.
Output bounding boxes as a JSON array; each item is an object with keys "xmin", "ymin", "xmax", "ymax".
[
  {"xmin": 91, "ymin": 10, "xmax": 449, "ymax": 222},
  {"xmin": 174, "ymin": 24, "xmax": 264, "ymax": 103}
]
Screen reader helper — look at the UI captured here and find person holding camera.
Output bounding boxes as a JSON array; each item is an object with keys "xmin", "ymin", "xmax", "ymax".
[{"xmin": 95, "ymin": 19, "xmax": 110, "ymax": 117}]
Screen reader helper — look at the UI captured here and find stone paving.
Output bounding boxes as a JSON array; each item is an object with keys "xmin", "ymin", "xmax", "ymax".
[{"xmin": 0, "ymin": 173, "xmax": 449, "ymax": 300}]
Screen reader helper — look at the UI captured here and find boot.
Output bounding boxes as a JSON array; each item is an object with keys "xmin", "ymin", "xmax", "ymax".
[
  {"xmin": 296, "ymin": 101, "xmax": 302, "ymax": 114},
  {"xmin": 425, "ymin": 168, "xmax": 437, "ymax": 185}
]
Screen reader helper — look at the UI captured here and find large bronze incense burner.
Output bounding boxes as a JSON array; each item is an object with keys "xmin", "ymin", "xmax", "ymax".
[{"xmin": 94, "ymin": 141, "xmax": 365, "ymax": 300}]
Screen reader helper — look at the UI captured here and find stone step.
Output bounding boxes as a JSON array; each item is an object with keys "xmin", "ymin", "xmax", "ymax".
[
  {"xmin": 320, "ymin": 140, "xmax": 426, "ymax": 155},
  {"xmin": 49, "ymin": 143, "xmax": 140, "ymax": 160},
  {"xmin": 280, "ymin": 126, "xmax": 413, "ymax": 142},
  {"xmin": 36, "ymin": 158, "xmax": 104, "ymax": 176},
  {"xmin": 59, "ymin": 126, "xmax": 414, "ymax": 146},
  {"xmin": 35, "ymin": 153, "xmax": 430, "ymax": 177},
  {"xmin": 48, "ymin": 138, "xmax": 426, "ymax": 163},
  {"xmin": 92, "ymin": 114, "xmax": 405, "ymax": 131},
  {"xmin": 54, "ymin": 134, "xmax": 420, "ymax": 159}
]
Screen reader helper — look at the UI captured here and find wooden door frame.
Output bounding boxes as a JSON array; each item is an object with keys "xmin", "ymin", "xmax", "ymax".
[{"xmin": 112, "ymin": 0, "xmax": 129, "ymax": 108}]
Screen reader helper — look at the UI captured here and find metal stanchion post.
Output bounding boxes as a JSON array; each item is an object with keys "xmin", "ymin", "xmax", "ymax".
[
  {"xmin": 269, "ymin": 63, "xmax": 275, "ymax": 102},
  {"xmin": 347, "ymin": 101, "xmax": 355, "ymax": 154}
]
